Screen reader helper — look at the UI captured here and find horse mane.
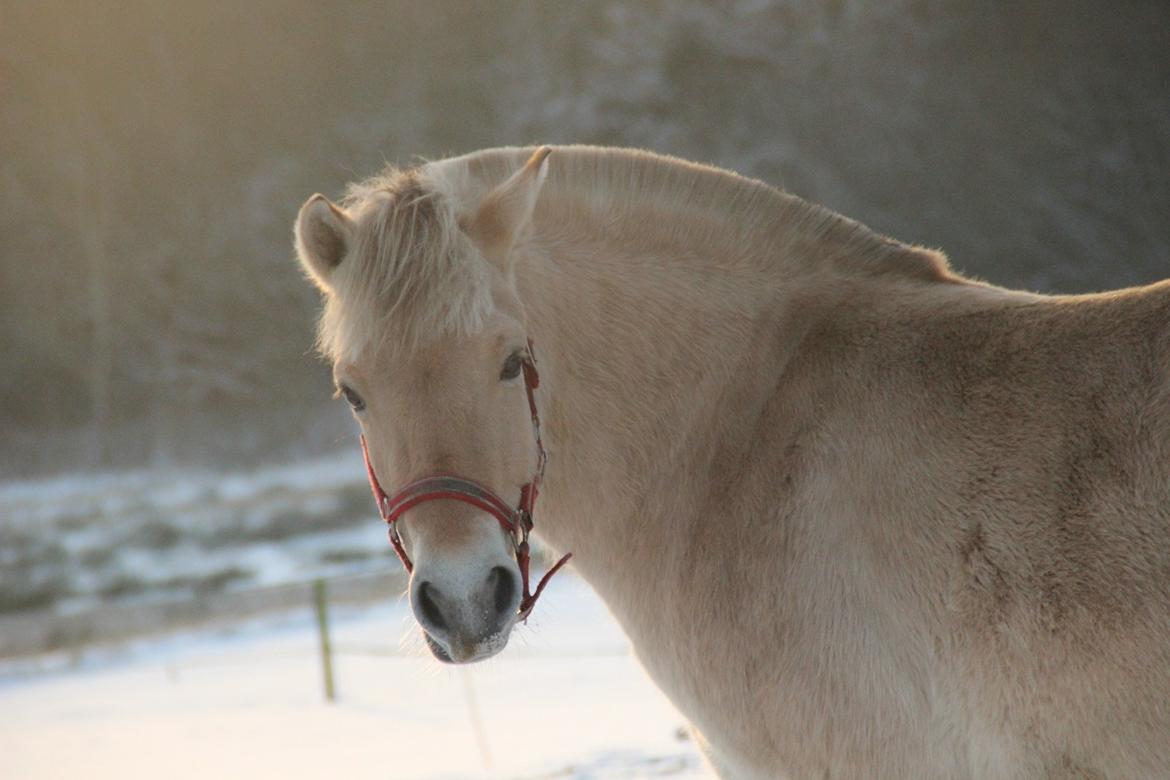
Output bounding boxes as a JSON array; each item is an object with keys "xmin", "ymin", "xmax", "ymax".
[
  {"xmin": 318, "ymin": 145, "xmax": 954, "ymax": 361},
  {"xmin": 316, "ymin": 167, "xmax": 494, "ymax": 362},
  {"xmin": 439, "ymin": 145, "xmax": 954, "ymax": 282}
]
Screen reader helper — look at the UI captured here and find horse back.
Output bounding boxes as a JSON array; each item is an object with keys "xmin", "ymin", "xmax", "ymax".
[{"xmin": 870, "ymin": 278, "xmax": 1170, "ymax": 774}]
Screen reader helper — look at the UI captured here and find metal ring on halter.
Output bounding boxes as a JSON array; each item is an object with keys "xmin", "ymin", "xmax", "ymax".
[{"xmin": 502, "ymin": 512, "xmax": 522, "ymax": 554}]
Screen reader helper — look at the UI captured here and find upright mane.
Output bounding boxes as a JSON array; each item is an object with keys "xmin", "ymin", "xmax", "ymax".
[
  {"xmin": 318, "ymin": 145, "xmax": 954, "ymax": 361},
  {"xmin": 433, "ymin": 145, "xmax": 954, "ymax": 282}
]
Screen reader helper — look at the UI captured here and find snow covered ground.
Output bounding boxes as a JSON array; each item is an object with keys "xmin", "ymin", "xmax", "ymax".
[
  {"xmin": 0, "ymin": 452, "xmax": 397, "ymax": 625},
  {"xmin": 0, "ymin": 574, "xmax": 710, "ymax": 780}
]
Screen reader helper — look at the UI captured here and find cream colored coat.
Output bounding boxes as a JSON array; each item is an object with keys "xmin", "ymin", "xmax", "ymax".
[{"xmin": 294, "ymin": 146, "xmax": 1170, "ymax": 779}]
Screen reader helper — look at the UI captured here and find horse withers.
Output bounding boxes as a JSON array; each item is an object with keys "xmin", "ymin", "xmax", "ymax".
[{"xmin": 294, "ymin": 145, "xmax": 1170, "ymax": 779}]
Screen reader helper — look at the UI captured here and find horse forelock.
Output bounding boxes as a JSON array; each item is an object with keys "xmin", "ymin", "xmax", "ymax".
[{"xmin": 316, "ymin": 167, "xmax": 494, "ymax": 363}]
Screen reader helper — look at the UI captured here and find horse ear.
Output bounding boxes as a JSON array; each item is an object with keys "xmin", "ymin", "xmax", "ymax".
[
  {"xmin": 295, "ymin": 194, "xmax": 354, "ymax": 291},
  {"xmin": 468, "ymin": 146, "xmax": 551, "ymax": 273}
]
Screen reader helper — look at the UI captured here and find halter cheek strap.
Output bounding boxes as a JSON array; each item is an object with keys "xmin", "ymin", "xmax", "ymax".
[{"xmin": 359, "ymin": 341, "xmax": 571, "ymax": 622}]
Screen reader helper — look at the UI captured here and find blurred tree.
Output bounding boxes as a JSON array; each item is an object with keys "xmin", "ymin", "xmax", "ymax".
[
  {"xmin": 0, "ymin": 0, "xmax": 1166, "ymax": 476},
  {"xmin": 53, "ymin": 71, "xmax": 118, "ymax": 464}
]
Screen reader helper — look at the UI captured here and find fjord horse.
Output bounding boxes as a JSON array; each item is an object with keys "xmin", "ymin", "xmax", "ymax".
[{"xmin": 295, "ymin": 146, "xmax": 1170, "ymax": 778}]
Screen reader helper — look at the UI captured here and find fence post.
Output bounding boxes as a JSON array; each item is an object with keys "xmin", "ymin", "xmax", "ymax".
[
  {"xmin": 459, "ymin": 667, "xmax": 493, "ymax": 770},
  {"xmin": 313, "ymin": 578, "xmax": 335, "ymax": 703}
]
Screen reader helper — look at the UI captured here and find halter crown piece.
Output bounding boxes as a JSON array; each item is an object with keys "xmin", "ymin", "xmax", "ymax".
[{"xmin": 359, "ymin": 339, "xmax": 571, "ymax": 623}]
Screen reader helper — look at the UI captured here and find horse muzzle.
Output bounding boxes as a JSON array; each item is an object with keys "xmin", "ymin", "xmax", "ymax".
[{"xmin": 411, "ymin": 561, "xmax": 521, "ymax": 664}]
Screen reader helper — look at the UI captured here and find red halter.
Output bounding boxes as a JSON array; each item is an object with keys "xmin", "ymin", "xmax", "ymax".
[{"xmin": 359, "ymin": 340, "xmax": 571, "ymax": 622}]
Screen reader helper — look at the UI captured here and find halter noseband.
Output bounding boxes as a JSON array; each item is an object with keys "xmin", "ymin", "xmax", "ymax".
[{"xmin": 359, "ymin": 340, "xmax": 571, "ymax": 622}]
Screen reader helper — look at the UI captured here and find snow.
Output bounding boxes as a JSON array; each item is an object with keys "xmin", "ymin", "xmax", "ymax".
[
  {"xmin": 0, "ymin": 452, "xmax": 394, "ymax": 621},
  {"xmin": 0, "ymin": 575, "xmax": 710, "ymax": 780}
]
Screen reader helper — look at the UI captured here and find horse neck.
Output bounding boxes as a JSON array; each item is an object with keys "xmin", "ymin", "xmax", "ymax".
[{"xmin": 514, "ymin": 199, "xmax": 838, "ymax": 611}]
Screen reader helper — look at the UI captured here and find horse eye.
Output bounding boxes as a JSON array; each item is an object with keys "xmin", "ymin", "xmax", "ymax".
[
  {"xmin": 339, "ymin": 385, "xmax": 365, "ymax": 412},
  {"xmin": 500, "ymin": 351, "xmax": 524, "ymax": 381}
]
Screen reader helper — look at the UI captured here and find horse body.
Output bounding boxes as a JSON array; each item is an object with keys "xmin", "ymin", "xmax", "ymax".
[{"xmin": 295, "ymin": 146, "xmax": 1170, "ymax": 778}]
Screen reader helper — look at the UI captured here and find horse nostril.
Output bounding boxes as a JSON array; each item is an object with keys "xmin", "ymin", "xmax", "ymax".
[
  {"xmin": 489, "ymin": 566, "xmax": 517, "ymax": 615},
  {"xmin": 417, "ymin": 581, "xmax": 449, "ymax": 633}
]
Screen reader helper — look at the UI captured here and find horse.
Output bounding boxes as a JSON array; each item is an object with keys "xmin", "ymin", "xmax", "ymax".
[{"xmin": 293, "ymin": 145, "xmax": 1170, "ymax": 779}]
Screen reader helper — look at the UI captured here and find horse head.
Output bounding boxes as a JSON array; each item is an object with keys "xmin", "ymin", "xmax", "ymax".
[{"xmin": 294, "ymin": 148, "xmax": 555, "ymax": 663}]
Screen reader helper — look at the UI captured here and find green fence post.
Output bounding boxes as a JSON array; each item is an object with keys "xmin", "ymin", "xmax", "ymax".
[{"xmin": 313, "ymin": 578, "xmax": 335, "ymax": 703}]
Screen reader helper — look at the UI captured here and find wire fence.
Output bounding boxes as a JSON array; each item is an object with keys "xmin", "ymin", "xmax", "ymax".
[
  {"xmin": 0, "ymin": 567, "xmax": 405, "ymax": 661},
  {"xmin": 0, "ymin": 571, "xmax": 703, "ymax": 779},
  {"xmin": 0, "ymin": 567, "xmax": 634, "ymax": 669}
]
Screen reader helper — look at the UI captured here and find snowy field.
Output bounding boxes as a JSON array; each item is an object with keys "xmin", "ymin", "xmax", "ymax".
[
  {"xmin": 0, "ymin": 452, "xmax": 389, "ymax": 622},
  {"xmin": 0, "ymin": 574, "xmax": 710, "ymax": 780}
]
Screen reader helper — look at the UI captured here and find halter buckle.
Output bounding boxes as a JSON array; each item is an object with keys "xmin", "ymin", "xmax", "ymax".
[{"xmin": 516, "ymin": 508, "xmax": 534, "ymax": 540}]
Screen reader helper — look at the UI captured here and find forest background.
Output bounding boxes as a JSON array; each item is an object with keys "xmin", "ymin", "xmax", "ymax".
[{"xmin": 2, "ymin": 0, "xmax": 1168, "ymax": 479}]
